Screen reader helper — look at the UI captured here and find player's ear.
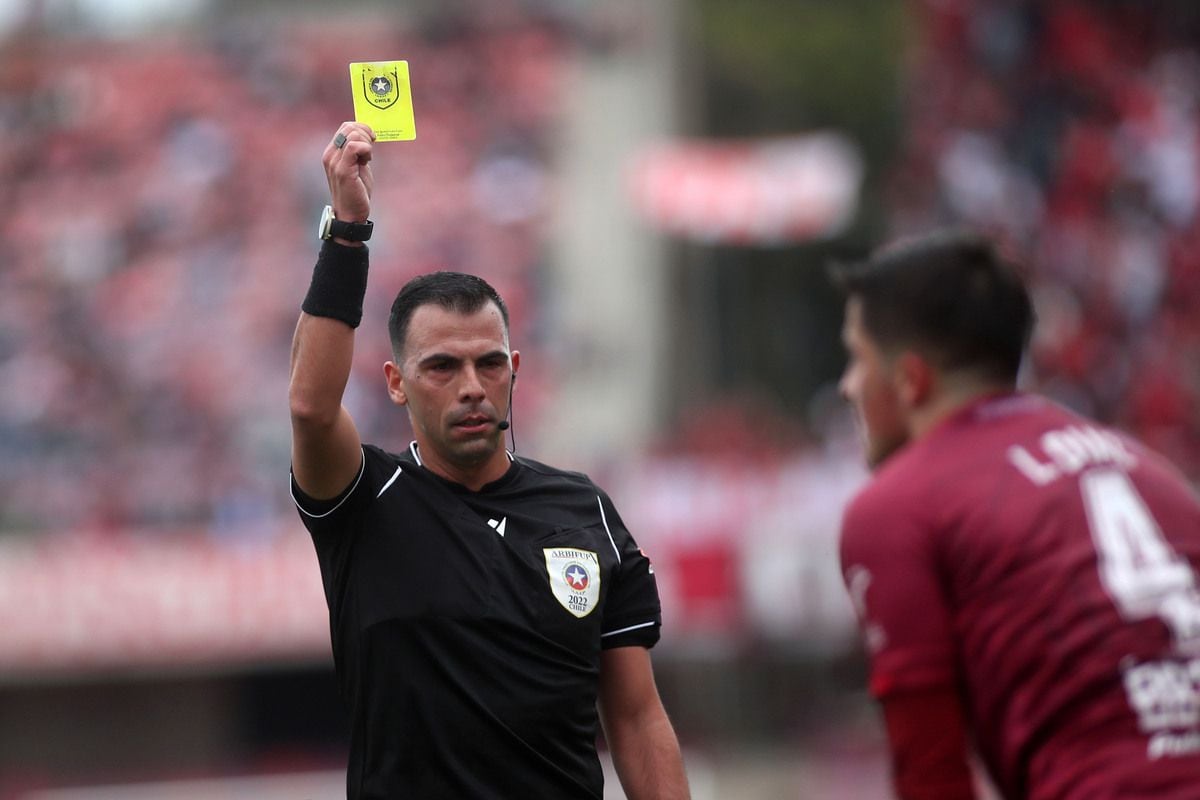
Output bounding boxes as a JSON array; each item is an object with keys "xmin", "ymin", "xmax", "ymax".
[
  {"xmin": 384, "ymin": 361, "xmax": 408, "ymax": 406},
  {"xmin": 895, "ymin": 351, "xmax": 935, "ymax": 408}
]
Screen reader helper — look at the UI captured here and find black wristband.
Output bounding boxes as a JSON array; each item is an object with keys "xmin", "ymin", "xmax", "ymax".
[{"xmin": 302, "ymin": 240, "xmax": 369, "ymax": 328}]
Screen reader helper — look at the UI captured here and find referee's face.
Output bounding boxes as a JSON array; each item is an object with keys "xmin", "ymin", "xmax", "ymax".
[{"xmin": 386, "ymin": 301, "xmax": 518, "ymax": 483}]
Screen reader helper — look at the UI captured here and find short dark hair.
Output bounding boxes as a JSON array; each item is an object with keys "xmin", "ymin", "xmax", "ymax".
[
  {"xmin": 830, "ymin": 230, "xmax": 1035, "ymax": 383},
  {"xmin": 388, "ymin": 271, "xmax": 510, "ymax": 358}
]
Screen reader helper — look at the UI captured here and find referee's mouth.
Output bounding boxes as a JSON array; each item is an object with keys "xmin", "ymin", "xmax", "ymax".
[{"xmin": 452, "ymin": 413, "xmax": 498, "ymax": 435}]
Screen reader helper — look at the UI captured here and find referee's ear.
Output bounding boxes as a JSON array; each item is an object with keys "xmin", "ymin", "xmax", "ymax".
[{"xmin": 384, "ymin": 360, "xmax": 409, "ymax": 407}]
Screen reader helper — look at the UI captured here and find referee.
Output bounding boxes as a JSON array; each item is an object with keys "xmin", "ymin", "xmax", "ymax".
[{"xmin": 289, "ymin": 122, "xmax": 690, "ymax": 799}]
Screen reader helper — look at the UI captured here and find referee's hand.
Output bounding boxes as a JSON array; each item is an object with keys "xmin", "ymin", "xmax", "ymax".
[{"xmin": 323, "ymin": 122, "xmax": 376, "ymax": 224}]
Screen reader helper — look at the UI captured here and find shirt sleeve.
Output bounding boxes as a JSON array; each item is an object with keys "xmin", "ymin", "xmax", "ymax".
[
  {"xmin": 595, "ymin": 489, "xmax": 662, "ymax": 649},
  {"xmin": 881, "ymin": 686, "xmax": 976, "ymax": 800},
  {"xmin": 840, "ymin": 483, "xmax": 958, "ymax": 698},
  {"xmin": 290, "ymin": 445, "xmax": 399, "ymax": 560}
]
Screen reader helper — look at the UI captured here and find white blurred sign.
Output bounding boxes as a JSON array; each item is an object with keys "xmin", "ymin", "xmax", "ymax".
[
  {"xmin": 0, "ymin": 528, "xmax": 330, "ymax": 680},
  {"xmin": 629, "ymin": 133, "xmax": 864, "ymax": 245},
  {"xmin": 19, "ymin": 770, "xmax": 343, "ymax": 800}
]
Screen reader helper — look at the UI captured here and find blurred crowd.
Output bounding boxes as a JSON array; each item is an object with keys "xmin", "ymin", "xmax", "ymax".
[
  {"xmin": 4, "ymin": 0, "xmax": 1200, "ymax": 564},
  {"xmin": 890, "ymin": 0, "xmax": 1200, "ymax": 477},
  {"xmin": 0, "ymin": 11, "xmax": 568, "ymax": 535}
]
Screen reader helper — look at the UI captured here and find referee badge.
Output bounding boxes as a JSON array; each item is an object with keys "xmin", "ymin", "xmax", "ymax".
[
  {"xmin": 359, "ymin": 63, "xmax": 400, "ymax": 110},
  {"xmin": 544, "ymin": 547, "xmax": 601, "ymax": 618}
]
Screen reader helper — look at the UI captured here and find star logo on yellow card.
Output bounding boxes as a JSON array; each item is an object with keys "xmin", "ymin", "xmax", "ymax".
[{"xmin": 349, "ymin": 61, "xmax": 416, "ymax": 141}]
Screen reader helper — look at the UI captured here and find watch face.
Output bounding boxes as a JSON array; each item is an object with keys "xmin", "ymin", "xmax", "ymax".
[{"xmin": 318, "ymin": 205, "xmax": 333, "ymax": 240}]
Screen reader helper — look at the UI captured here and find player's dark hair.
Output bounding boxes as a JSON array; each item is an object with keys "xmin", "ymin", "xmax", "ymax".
[
  {"xmin": 830, "ymin": 230, "xmax": 1034, "ymax": 383},
  {"xmin": 389, "ymin": 271, "xmax": 510, "ymax": 357}
]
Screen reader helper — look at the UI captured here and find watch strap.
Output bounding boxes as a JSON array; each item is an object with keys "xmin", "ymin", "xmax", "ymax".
[{"xmin": 330, "ymin": 217, "xmax": 374, "ymax": 242}]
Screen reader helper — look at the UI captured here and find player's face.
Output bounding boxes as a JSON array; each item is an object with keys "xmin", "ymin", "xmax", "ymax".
[
  {"xmin": 388, "ymin": 302, "xmax": 517, "ymax": 478},
  {"xmin": 839, "ymin": 298, "xmax": 910, "ymax": 469}
]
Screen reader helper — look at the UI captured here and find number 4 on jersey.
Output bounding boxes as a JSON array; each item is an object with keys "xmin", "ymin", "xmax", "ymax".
[{"xmin": 1081, "ymin": 468, "xmax": 1200, "ymax": 651}]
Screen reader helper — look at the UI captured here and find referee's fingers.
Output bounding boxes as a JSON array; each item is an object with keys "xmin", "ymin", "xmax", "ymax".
[
  {"xmin": 340, "ymin": 122, "xmax": 376, "ymax": 144},
  {"xmin": 323, "ymin": 123, "xmax": 376, "ymax": 166},
  {"xmin": 338, "ymin": 139, "xmax": 373, "ymax": 169}
]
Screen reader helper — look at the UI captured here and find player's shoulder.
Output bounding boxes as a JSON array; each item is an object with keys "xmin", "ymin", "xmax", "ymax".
[
  {"xmin": 843, "ymin": 453, "xmax": 929, "ymax": 534},
  {"xmin": 841, "ymin": 396, "xmax": 1047, "ymax": 531},
  {"xmin": 855, "ymin": 425, "xmax": 950, "ymax": 504},
  {"xmin": 839, "ymin": 456, "xmax": 940, "ymax": 571}
]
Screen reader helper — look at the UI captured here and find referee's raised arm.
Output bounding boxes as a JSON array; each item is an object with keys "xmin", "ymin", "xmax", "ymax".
[{"xmin": 289, "ymin": 123, "xmax": 376, "ymax": 500}]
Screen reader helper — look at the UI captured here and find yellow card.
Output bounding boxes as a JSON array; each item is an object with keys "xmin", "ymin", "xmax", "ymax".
[{"xmin": 349, "ymin": 61, "xmax": 416, "ymax": 141}]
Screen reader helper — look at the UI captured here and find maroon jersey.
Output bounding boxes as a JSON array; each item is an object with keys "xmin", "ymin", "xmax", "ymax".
[{"xmin": 841, "ymin": 393, "xmax": 1200, "ymax": 799}]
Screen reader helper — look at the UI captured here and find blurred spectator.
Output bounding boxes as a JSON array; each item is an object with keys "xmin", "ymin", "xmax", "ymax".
[
  {"xmin": 0, "ymin": 15, "xmax": 567, "ymax": 535},
  {"xmin": 891, "ymin": 0, "xmax": 1200, "ymax": 479}
]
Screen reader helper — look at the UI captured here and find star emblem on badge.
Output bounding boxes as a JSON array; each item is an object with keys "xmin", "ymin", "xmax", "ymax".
[
  {"xmin": 565, "ymin": 565, "xmax": 588, "ymax": 590},
  {"xmin": 372, "ymin": 76, "xmax": 392, "ymax": 95}
]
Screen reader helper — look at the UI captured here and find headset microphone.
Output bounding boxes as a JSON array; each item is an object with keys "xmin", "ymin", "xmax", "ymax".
[{"xmin": 499, "ymin": 373, "xmax": 516, "ymax": 447}]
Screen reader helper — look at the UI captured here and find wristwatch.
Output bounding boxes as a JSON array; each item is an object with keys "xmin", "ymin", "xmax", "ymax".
[{"xmin": 318, "ymin": 204, "xmax": 374, "ymax": 242}]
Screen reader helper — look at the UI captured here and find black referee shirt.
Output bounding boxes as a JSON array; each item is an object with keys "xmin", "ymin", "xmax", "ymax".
[{"xmin": 291, "ymin": 442, "xmax": 662, "ymax": 799}]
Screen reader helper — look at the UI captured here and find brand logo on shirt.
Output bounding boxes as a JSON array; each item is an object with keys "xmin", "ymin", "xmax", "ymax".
[
  {"xmin": 544, "ymin": 548, "xmax": 601, "ymax": 618},
  {"xmin": 845, "ymin": 564, "xmax": 887, "ymax": 654}
]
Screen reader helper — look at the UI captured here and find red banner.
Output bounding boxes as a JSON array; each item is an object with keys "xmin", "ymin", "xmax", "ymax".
[{"xmin": 0, "ymin": 529, "xmax": 330, "ymax": 678}]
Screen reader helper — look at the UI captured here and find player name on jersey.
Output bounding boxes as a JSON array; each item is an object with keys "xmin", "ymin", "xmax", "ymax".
[{"xmin": 1007, "ymin": 424, "xmax": 1137, "ymax": 486}]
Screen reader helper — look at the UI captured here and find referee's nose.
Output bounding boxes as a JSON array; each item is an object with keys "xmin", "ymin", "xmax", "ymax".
[{"xmin": 457, "ymin": 363, "xmax": 486, "ymax": 402}]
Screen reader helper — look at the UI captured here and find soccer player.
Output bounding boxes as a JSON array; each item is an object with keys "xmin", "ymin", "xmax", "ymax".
[
  {"xmin": 834, "ymin": 230, "xmax": 1200, "ymax": 799},
  {"xmin": 289, "ymin": 122, "xmax": 690, "ymax": 799}
]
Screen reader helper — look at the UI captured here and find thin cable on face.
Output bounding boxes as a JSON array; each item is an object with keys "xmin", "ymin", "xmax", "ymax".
[{"xmin": 505, "ymin": 375, "xmax": 516, "ymax": 453}]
